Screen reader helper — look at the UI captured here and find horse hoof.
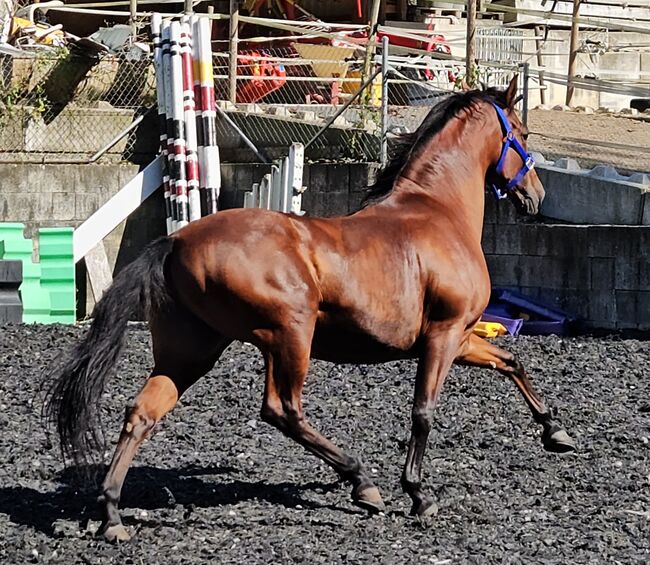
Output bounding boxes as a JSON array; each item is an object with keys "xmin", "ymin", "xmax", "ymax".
[
  {"xmin": 100, "ymin": 523, "xmax": 131, "ymax": 543},
  {"xmin": 352, "ymin": 485, "xmax": 385, "ymax": 515},
  {"xmin": 543, "ymin": 427, "xmax": 577, "ymax": 453},
  {"xmin": 410, "ymin": 497, "xmax": 438, "ymax": 517}
]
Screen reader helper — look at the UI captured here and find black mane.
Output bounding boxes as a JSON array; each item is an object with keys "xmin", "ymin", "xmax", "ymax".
[{"xmin": 363, "ymin": 86, "xmax": 509, "ymax": 206}]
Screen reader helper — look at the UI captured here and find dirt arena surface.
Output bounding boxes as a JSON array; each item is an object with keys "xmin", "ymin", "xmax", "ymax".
[
  {"xmin": 528, "ymin": 110, "xmax": 650, "ymax": 174},
  {"xmin": 390, "ymin": 105, "xmax": 650, "ymax": 174},
  {"xmin": 0, "ymin": 323, "xmax": 648, "ymax": 564}
]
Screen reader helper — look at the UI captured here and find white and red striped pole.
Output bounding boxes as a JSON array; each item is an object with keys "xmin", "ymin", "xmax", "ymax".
[
  {"xmin": 180, "ymin": 17, "xmax": 201, "ymax": 222},
  {"xmin": 151, "ymin": 14, "xmax": 173, "ymax": 235},
  {"xmin": 196, "ymin": 16, "xmax": 220, "ymax": 216},
  {"xmin": 170, "ymin": 20, "xmax": 189, "ymax": 229},
  {"xmin": 161, "ymin": 20, "xmax": 178, "ymax": 232},
  {"xmin": 191, "ymin": 16, "xmax": 205, "ymax": 215}
]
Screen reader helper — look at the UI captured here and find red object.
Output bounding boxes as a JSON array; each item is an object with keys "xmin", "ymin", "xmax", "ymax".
[
  {"xmin": 377, "ymin": 30, "xmax": 449, "ymax": 54},
  {"xmin": 236, "ymin": 51, "xmax": 287, "ymax": 103}
]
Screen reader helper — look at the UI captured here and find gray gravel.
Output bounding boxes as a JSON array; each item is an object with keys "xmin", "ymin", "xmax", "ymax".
[{"xmin": 0, "ymin": 324, "xmax": 648, "ymax": 564}]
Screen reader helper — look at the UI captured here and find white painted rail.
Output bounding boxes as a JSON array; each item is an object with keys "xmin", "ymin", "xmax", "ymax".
[{"xmin": 73, "ymin": 156, "xmax": 164, "ymax": 262}]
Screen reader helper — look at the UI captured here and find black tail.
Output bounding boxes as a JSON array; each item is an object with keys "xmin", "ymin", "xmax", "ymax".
[{"xmin": 43, "ymin": 236, "xmax": 174, "ymax": 466}]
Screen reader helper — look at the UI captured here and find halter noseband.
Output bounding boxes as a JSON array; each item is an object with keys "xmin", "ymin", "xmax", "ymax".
[{"xmin": 489, "ymin": 103, "xmax": 535, "ymax": 200}]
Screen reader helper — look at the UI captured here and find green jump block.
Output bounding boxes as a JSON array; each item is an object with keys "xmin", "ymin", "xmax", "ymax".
[
  {"xmin": 38, "ymin": 227, "xmax": 75, "ymax": 324},
  {"xmin": 0, "ymin": 222, "xmax": 51, "ymax": 323}
]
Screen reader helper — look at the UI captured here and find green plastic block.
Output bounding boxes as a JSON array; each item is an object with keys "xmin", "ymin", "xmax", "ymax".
[
  {"xmin": 0, "ymin": 222, "xmax": 51, "ymax": 324},
  {"xmin": 38, "ymin": 227, "xmax": 75, "ymax": 324}
]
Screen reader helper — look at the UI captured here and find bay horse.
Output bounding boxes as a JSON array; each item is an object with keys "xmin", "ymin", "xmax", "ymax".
[{"xmin": 43, "ymin": 76, "xmax": 575, "ymax": 542}]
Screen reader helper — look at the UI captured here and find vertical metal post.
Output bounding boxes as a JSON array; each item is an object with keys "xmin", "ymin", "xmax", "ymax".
[
  {"xmin": 184, "ymin": 0, "xmax": 193, "ymax": 14},
  {"xmin": 260, "ymin": 174, "xmax": 271, "ymax": 209},
  {"xmin": 129, "ymin": 0, "xmax": 137, "ymax": 42},
  {"xmin": 228, "ymin": 0, "xmax": 239, "ymax": 104},
  {"xmin": 521, "ymin": 62, "xmax": 529, "ymax": 127},
  {"xmin": 380, "ymin": 35, "xmax": 389, "ymax": 167},
  {"xmin": 566, "ymin": 0, "xmax": 581, "ymax": 106},
  {"xmin": 362, "ymin": 0, "xmax": 381, "ymax": 87},
  {"xmin": 534, "ymin": 24, "xmax": 546, "ymax": 105},
  {"xmin": 270, "ymin": 164, "xmax": 282, "ymax": 211},
  {"xmin": 287, "ymin": 143, "xmax": 305, "ymax": 215},
  {"xmin": 466, "ymin": 0, "xmax": 477, "ymax": 86}
]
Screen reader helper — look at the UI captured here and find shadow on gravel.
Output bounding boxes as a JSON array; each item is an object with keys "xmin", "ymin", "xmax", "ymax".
[{"xmin": 0, "ymin": 464, "xmax": 341, "ymax": 536}]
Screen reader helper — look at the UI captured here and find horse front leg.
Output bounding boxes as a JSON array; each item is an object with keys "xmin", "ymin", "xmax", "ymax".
[
  {"xmin": 260, "ymin": 326, "xmax": 385, "ymax": 514},
  {"xmin": 455, "ymin": 334, "xmax": 576, "ymax": 453},
  {"xmin": 401, "ymin": 327, "xmax": 464, "ymax": 517}
]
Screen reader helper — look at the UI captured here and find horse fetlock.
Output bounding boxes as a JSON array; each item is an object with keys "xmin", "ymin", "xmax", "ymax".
[
  {"xmin": 411, "ymin": 408, "xmax": 433, "ymax": 434},
  {"xmin": 100, "ymin": 522, "xmax": 131, "ymax": 543},
  {"xmin": 123, "ymin": 410, "xmax": 155, "ymax": 439}
]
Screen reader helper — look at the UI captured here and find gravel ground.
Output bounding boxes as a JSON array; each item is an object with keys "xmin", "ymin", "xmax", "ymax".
[{"xmin": 0, "ymin": 324, "xmax": 648, "ymax": 564}]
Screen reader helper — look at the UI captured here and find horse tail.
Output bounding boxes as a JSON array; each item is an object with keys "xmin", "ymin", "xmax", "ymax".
[{"xmin": 42, "ymin": 236, "xmax": 175, "ymax": 466}]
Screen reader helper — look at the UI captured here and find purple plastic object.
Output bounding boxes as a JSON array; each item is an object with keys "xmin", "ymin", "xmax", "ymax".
[
  {"xmin": 481, "ymin": 313, "xmax": 524, "ymax": 336},
  {"xmin": 495, "ymin": 289, "xmax": 568, "ymax": 322},
  {"xmin": 520, "ymin": 320, "xmax": 567, "ymax": 336},
  {"xmin": 484, "ymin": 288, "xmax": 573, "ymax": 336}
]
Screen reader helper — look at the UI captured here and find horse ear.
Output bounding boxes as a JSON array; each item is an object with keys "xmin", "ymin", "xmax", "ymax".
[
  {"xmin": 505, "ymin": 74, "xmax": 519, "ymax": 108},
  {"xmin": 460, "ymin": 79, "xmax": 471, "ymax": 92}
]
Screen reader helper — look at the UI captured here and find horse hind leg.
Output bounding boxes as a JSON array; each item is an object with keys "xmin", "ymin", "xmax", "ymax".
[
  {"xmin": 259, "ymin": 327, "xmax": 385, "ymax": 514},
  {"xmin": 98, "ymin": 311, "xmax": 231, "ymax": 542},
  {"xmin": 455, "ymin": 334, "xmax": 576, "ymax": 453}
]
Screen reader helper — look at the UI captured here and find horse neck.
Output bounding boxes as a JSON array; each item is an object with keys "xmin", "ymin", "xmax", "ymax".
[{"xmin": 387, "ymin": 105, "xmax": 500, "ymax": 241}]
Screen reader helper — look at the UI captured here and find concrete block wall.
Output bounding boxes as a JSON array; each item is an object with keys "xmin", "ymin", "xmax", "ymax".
[
  {"xmin": 483, "ymin": 197, "xmax": 650, "ymax": 330},
  {"xmin": 0, "ymin": 161, "xmax": 375, "ymax": 317}
]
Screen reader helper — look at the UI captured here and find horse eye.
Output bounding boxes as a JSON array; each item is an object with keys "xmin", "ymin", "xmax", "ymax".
[{"xmin": 523, "ymin": 133, "xmax": 529, "ymax": 141}]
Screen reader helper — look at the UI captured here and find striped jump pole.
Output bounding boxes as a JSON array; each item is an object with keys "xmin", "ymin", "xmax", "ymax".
[
  {"xmin": 151, "ymin": 14, "xmax": 173, "ymax": 235},
  {"xmin": 195, "ymin": 16, "xmax": 220, "ymax": 216},
  {"xmin": 180, "ymin": 17, "xmax": 201, "ymax": 222},
  {"xmin": 161, "ymin": 20, "xmax": 179, "ymax": 232},
  {"xmin": 170, "ymin": 20, "xmax": 190, "ymax": 229}
]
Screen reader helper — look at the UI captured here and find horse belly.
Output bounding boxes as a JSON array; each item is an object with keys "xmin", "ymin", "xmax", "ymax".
[{"xmin": 310, "ymin": 316, "xmax": 419, "ymax": 364}]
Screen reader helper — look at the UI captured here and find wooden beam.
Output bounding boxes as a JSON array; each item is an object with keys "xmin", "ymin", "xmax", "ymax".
[
  {"xmin": 566, "ymin": 0, "xmax": 581, "ymax": 106},
  {"xmin": 466, "ymin": 0, "xmax": 477, "ymax": 86},
  {"xmin": 85, "ymin": 241, "xmax": 113, "ymax": 303}
]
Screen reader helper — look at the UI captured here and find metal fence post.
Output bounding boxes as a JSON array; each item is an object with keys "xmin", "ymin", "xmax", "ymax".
[
  {"xmin": 521, "ymin": 62, "xmax": 529, "ymax": 127},
  {"xmin": 228, "ymin": 0, "xmax": 239, "ymax": 104},
  {"xmin": 129, "ymin": 0, "xmax": 138, "ymax": 41},
  {"xmin": 381, "ymin": 35, "xmax": 389, "ymax": 167}
]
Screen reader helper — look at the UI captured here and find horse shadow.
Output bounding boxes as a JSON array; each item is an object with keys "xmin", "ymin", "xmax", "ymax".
[{"xmin": 0, "ymin": 463, "xmax": 344, "ymax": 536}]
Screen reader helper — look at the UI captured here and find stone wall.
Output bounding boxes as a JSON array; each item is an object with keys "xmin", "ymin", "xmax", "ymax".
[{"xmin": 483, "ymin": 198, "xmax": 650, "ymax": 331}]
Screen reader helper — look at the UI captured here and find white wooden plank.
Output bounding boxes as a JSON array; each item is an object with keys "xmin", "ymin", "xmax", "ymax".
[
  {"xmin": 73, "ymin": 155, "xmax": 164, "ymax": 262},
  {"xmin": 85, "ymin": 241, "xmax": 113, "ymax": 303}
]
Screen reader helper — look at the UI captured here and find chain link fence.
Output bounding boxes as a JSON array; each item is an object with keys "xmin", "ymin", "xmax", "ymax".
[
  {"xmin": 212, "ymin": 45, "xmax": 383, "ymax": 162},
  {"xmin": 0, "ymin": 48, "xmax": 155, "ymax": 162},
  {"xmin": 0, "ymin": 21, "xmax": 526, "ymax": 165}
]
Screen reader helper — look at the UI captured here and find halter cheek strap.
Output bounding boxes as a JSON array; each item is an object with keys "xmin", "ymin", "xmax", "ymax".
[{"xmin": 490, "ymin": 103, "xmax": 535, "ymax": 200}]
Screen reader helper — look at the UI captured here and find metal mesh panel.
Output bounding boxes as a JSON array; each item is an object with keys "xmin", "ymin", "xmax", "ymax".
[
  {"xmin": 212, "ymin": 46, "xmax": 383, "ymax": 162},
  {"xmin": 0, "ymin": 50, "xmax": 155, "ymax": 162}
]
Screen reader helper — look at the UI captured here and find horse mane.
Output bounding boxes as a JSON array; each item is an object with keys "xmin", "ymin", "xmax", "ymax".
[{"xmin": 362, "ymin": 86, "xmax": 509, "ymax": 206}]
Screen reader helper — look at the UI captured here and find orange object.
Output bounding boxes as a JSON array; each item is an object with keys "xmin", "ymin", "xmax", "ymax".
[{"xmin": 236, "ymin": 51, "xmax": 287, "ymax": 103}]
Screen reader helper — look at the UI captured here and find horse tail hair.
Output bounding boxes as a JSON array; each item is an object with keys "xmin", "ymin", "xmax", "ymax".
[{"xmin": 42, "ymin": 236, "xmax": 175, "ymax": 467}]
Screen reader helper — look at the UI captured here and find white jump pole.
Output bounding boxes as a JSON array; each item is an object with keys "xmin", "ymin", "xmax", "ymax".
[
  {"xmin": 170, "ymin": 20, "xmax": 189, "ymax": 229},
  {"xmin": 151, "ymin": 14, "xmax": 173, "ymax": 235},
  {"xmin": 181, "ymin": 17, "xmax": 201, "ymax": 222}
]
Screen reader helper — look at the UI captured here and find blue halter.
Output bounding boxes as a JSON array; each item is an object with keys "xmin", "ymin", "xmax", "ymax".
[{"xmin": 489, "ymin": 103, "xmax": 535, "ymax": 200}]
